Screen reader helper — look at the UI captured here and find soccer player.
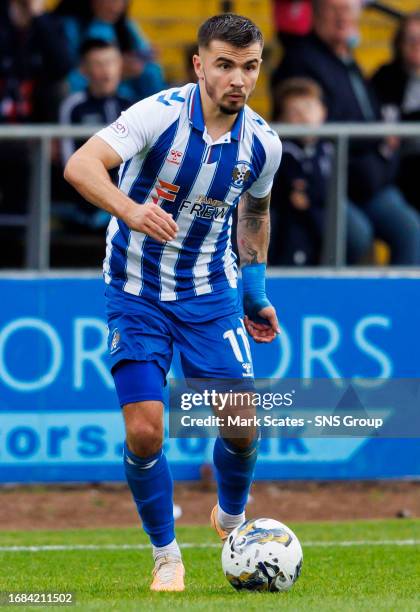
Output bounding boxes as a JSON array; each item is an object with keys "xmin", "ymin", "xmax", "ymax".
[{"xmin": 64, "ymin": 13, "xmax": 282, "ymax": 592}]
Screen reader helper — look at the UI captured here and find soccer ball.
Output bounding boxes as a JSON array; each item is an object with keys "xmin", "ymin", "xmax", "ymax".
[{"xmin": 221, "ymin": 518, "xmax": 303, "ymax": 592}]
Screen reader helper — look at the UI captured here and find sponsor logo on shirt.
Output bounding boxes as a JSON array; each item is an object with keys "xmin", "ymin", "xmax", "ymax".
[
  {"xmin": 178, "ymin": 199, "xmax": 229, "ymax": 220},
  {"xmin": 196, "ymin": 194, "xmax": 225, "ymax": 207},
  {"xmin": 150, "ymin": 179, "xmax": 180, "ymax": 205},
  {"xmin": 110, "ymin": 119, "xmax": 129, "ymax": 138}
]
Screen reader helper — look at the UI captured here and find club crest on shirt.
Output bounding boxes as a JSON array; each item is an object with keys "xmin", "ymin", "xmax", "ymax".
[
  {"xmin": 231, "ymin": 161, "xmax": 252, "ymax": 188},
  {"xmin": 110, "ymin": 328, "xmax": 121, "ymax": 354}
]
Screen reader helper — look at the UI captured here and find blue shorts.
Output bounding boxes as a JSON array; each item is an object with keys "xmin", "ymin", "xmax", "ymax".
[{"xmin": 105, "ymin": 285, "xmax": 255, "ymax": 385}]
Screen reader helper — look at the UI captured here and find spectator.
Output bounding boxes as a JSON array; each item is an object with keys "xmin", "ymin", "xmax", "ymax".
[
  {"xmin": 59, "ymin": 39, "xmax": 130, "ymax": 164},
  {"xmin": 0, "ymin": 0, "xmax": 72, "ymax": 124},
  {"xmin": 272, "ymin": 0, "xmax": 420, "ymax": 265},
  {"xmin": 0, "ymin": 0, "xmax": 71, "ymax": 235},
  {"xmin": 372, "ymin": 12, "xmax": 420, "ymax": 212},
  {"xmin": 54, "ymin": 0, "xmax": 165, "ymax": 103},
  {"xmin": 270, "ymin": 77, "xmax": 371, "ymax": 265},
  {"xmin": 53, "ymin": 38, "xmax": 130, "ymax": 231}
]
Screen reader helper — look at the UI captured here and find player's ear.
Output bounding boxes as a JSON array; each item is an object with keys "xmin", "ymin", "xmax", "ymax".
[{"xmin": 192, "ymin": 53, "xmax": 204, "ymax": 80}]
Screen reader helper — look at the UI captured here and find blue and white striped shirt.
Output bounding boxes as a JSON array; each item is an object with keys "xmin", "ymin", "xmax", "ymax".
[{"xmin": 97, "ymin": 83, "xmax": 282, "ymax": 301}]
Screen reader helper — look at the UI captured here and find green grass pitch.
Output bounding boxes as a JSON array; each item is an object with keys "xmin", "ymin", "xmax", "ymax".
[{"xmin": 0, "ymin": 520, "xmax": 419, "ymax": 611}]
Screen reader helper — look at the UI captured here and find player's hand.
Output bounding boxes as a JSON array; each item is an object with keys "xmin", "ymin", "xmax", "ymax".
[
  {"xmin": 244, "ymin": 306, "xmax": 280, "ymax": 344},
  {"xmin": 123, "ymin": 202, "xmax": 178, "ymax": 243}
]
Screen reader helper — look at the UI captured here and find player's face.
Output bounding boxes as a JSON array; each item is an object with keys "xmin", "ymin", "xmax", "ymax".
[{"xmin": 194, "ymin": 40, "xmax": 262, "ymax": 115}]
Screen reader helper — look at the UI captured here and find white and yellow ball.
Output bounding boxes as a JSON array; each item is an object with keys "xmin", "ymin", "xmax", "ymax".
[{"xmin": 221, "ymin": 518, "xmax": 303, "ymax": 592}]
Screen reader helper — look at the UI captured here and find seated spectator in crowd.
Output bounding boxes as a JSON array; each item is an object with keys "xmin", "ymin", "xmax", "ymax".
[
  {"xmin": 0, "ymin": 0, "xmax": 71, "ymax": 227},
  {"xmin": 372, "ymin": 12, "xmax": 420, "ymax": 212},
  {"xmin": 54, "ymin": 0, "xmax": 165, "ymax": 104},
  {"xmin": 272, "ymin": 0, "xmax": 420, "ymax": 265},
  {"xmin": 60, "ymin": 39, "xmax": 130, "ymax": 164},
  {"xmin": 53, "ymin": 38, "xmax": 130, "ymax": 231},
  {"xmin": 270, "ymin": 78, "xmax": 329, "ymax": 265},
  {"xmin": 270, "ymin": 77, "xmax": 373, "ymax": 265}
]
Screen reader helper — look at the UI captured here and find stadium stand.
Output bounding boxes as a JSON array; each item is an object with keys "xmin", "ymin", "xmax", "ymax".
[
  {"xmin": 4, "ymin": 0, "xmax": 419, "ymax": 268},
  {"xmin": 46, "ymin": 0, "xmax": 274, "ymax": 116},
  {"xmin": 43, "ymin": 1, "xmax": 419, "ymax": 116}
]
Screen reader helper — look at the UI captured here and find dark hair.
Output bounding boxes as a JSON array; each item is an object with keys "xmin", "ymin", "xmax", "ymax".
[
  {"xmin": 53, "ymin": 0, "xmax": 91, "ymax": 18},
  {"xmin": 80, "ymin": 38, "xmax": 119, "ymax": 58},
  {"xmin": 274, "ymin": 77, "xmax": 324, "ymax": 118},
  {"xmin": 198, "ymin": 13, "xmax": 263, "ymax": 49},
  {"xmin": 393, "ymin": 11, "xmax": 420, "ymax": 63}
]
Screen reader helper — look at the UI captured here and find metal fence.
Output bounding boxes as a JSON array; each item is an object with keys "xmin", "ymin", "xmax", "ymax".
[{"xmin": 1, "ymin": 122, "xmax": 420, "ymax": 270}]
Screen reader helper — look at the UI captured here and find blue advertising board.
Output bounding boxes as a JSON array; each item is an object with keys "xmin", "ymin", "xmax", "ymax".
[{"xmin": 0, "ymin": 273, "xmax": 419, "ymax": 482}]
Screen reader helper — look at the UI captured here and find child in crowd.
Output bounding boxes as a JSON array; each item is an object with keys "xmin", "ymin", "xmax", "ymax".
[
  {"xmin": 270, "ymin": 77, "xmax": 371, "ymax": 265},
  {"xmin": 54, "ymin": 39, "xmax": 130, "ymax": 231},
  {"xmin": 270, "ymin": 78, "xmax": 331, "ymax": 265},
  {"xmin": 60, "ymin": 38, "xmax": 130, "ymax": 164}
]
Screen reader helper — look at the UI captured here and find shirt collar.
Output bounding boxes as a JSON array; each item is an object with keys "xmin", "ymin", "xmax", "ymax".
[
  {"xmin": 188, "ymin": 84, "xmax": 245, "ymax": 141},
  {"xmin": 230, "ymin": 106, "xmax": 245, "ymax": 141}
]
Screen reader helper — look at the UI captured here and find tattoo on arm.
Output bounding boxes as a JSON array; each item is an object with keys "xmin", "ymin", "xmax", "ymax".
[
  {"xmin": 244, "ymin": 216, "xmax": 263, "ymax": 233},
  {"xmin": 241, "ymin": 240, "xmax": 259, "ymax": 264},
  {"xmin": 237, "ymin": 192, "xmax": 271, "ymax": 265},
  {"xmin": 239, "ymin": 193, "xmax": 270, "ymax": 233}
]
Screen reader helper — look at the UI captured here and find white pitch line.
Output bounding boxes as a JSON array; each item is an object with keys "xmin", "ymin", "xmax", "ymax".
[{"xmin": 0, "ymin": 540, "xmax": 418, "ymax": 552}]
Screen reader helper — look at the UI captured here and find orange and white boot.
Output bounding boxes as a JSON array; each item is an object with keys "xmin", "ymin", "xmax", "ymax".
[
  {"xmin": 150, "ymin": 555, "xmax": 185, "ymax": 592},
  {"xmin": 210, "ymin": 505, "xmax": 229, "ymax": 542}
]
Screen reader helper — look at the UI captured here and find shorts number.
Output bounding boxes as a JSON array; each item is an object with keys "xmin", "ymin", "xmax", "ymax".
[{"xmin": 223, "ymin": 319, "xmax": 252, "ymax": 363}]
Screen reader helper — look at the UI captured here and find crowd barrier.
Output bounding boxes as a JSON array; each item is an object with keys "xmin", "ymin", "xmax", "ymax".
[{"xmin": 2, "ymin": 121, "xmax": 420, "ymax": 268}]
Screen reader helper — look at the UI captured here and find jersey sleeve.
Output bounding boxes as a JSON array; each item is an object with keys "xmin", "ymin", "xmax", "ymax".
[
  {"xmin": 247, "ymin": 135, "xmax": 283, "ymax": 199},
  {"xmin": 95, "ymin": 94, "xmax": 160, "ymax": 162}
]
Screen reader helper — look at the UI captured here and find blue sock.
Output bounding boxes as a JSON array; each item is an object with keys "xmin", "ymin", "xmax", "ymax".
[
  {"xmin": 123, "ymin": 441, "xmax": 174, "ymax": 547},
  {"xmin": 213, "ymin": 436, "xmax": 259, "ymax": 515}
]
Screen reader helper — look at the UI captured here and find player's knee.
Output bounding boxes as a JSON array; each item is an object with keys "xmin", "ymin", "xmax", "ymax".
[{"xmin": 126, "ymin": 418, "xmax": 163, "ymax": 457}]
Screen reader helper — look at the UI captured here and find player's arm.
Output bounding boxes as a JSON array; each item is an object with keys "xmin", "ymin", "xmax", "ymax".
[
  {"xmin": 64, "ymin": 136, "xmax": 178, "ymax": 243},
  {"xmin": 237, "ymin": 191, "xmax": 270, "ymax": 266},
  {"xmin": 237, "ymin": 192, "xmax": 280, "ymax": 343}
]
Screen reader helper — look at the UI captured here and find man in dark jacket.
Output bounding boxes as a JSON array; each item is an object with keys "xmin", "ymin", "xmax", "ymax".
[
  {"xmin": 371, "ymin": 12, "xmax": 420, "ymax": 211},
  {"xmin": 272, "ymin": 0, "xmax": 420, "ymax": 265}
]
